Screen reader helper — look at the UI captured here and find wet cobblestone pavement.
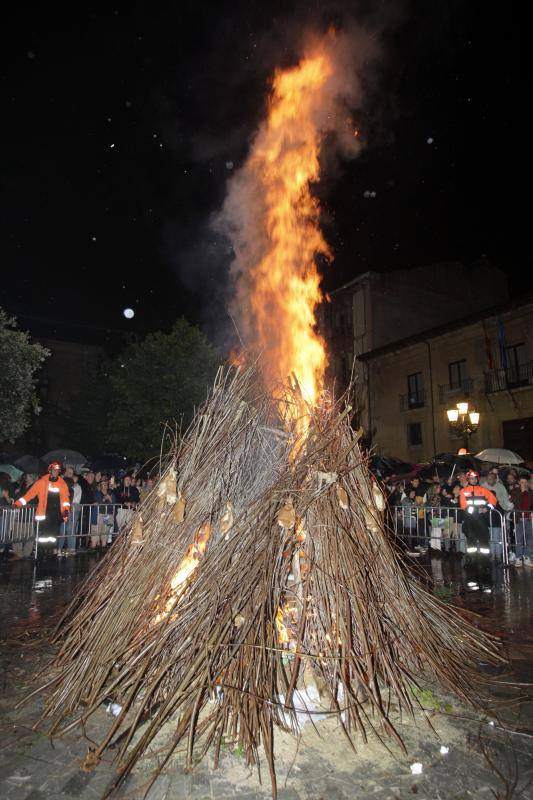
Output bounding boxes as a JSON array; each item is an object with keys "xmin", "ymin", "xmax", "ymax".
[{"xmin": 1, "ymin": 553, "xmax": 532, "ymax": 799}]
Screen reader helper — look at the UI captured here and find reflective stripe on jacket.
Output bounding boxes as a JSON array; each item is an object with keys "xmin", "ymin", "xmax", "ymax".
[{"xmin": 459, "ymin": 485, "xmax": 497, "ymax": 512}]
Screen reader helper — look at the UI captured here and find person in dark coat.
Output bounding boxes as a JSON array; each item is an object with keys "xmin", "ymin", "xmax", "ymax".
[
  {"xmin": 77, "ymin": 472, "xmax": 95, "ymax": 548},
  {"xmin": 116, "ymin": 475, "xmax": 140, "ymax": 508}
]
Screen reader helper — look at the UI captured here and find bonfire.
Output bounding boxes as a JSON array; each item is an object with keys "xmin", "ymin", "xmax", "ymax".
[
  {"xmin": 24, "ymin": 33, "xmax": 503, "ymax": 798},
  {"xmin": 27, "ymin": 363, "xmax": 502, "ymax": 798}
]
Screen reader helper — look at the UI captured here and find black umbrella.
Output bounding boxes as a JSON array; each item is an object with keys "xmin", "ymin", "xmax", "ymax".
[
  {"xmin": 419, "ymin": 454, "xmax": 482, "ymax": 482},
  {"xmin": 433, "ymin": 453, "xmax": 481, "ymax": 471},
  {"xmin": 13, "ymin": 454, "xmax": 48, "ymax": 475},
  {"xmin": 418, "ymin": 462, "xmax": 454, "ymax": 481}
]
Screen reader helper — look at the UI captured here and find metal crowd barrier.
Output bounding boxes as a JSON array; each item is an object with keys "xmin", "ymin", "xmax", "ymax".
[
  {"xmin": 390, "ymin": 505, "xmax": 509, "ymax": 564},
  {"xmin": 1, "ymin": 503, "xmax": 136, "ymax": 559},
  {"xmin": 505, "ymin": 510, "xmax": 533, "ymax": 561},
  {"xmin": 56, "ymin": 503, "xmax": 135, "ymax": 551},
  {"xmin": 1, "ymin": 506, "xmax": 39, "ymax": 558},
  {"xmin": 2, "ymin": 503, "xmax": 528, "ymax": 567}
]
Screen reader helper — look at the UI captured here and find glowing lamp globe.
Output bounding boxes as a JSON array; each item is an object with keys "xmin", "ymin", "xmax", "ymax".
[{"xmin": 123, "ymin": 308, "xmax": 135, "ymax": 319}]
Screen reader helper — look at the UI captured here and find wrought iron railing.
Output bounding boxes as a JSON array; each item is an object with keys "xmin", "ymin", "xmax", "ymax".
[
  {"xmin": 484, "ymin": 362, "xmax": 533, "ymax": 393},
  {"xmin": 399, "ymin": 389, "xmax": 426, "ymax": 411},
  {"xmin": 438, "ymin": 378, "xmax": 474, "ymax": 404}
]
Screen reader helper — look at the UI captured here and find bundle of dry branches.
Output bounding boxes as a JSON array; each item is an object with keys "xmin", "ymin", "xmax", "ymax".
[{"xmin": 25, "ymin": 363, "xmax": 504, "ymax": 798}]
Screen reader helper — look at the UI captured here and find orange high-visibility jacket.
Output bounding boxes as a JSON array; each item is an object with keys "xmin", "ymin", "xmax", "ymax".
[
  {"xmin": 15, "ymin": 475, "xmax": 71, "ymax": 521},
  {"xmin": 459, "ymin": 484, "xmax": 497, "ymax": 511}
]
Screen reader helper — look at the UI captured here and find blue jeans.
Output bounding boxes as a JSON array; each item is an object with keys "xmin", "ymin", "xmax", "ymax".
[
  {"xmin": 515, "ymin": 519, "xmax": 533, "ymax": 559},
  {"xmin": 58, "ymin": 509, "xmax": 80, "ymax": 550}
]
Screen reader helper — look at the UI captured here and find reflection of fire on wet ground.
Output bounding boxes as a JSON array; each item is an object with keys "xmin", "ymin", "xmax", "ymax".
[
  {"xmin": 418, "ymin": 553, "xmax": 511, "ymax": 598},
  {"xmin": 0, "ymin": 556, "xmax": 99, "ymax": 639}
]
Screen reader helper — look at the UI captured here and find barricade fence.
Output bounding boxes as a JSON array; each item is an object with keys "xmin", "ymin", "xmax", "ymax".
[
  {"xmin": 2, "ymin": 503, "xmax": 530, "ymax": 566},
  {"xmin": 56, "ymin": 503, "xmax": 132, "ymax": 551},
  {"xmin": 1, "ymin": 503, "xmax": 133, "ymax": 557},
  {"xmin": 1, "ymin": 506, "xmax": 37, "ymax": 544},
  {"xmin": 505, "ymin": 510, "xmax": 533, "ymax": 561},
  {"xmin": 390, "ymin": 505, "xmax": 510, "ymax": 564}
]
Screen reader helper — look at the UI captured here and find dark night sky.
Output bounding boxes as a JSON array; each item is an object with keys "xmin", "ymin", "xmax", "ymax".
[{"xmin": 1, "ymin": 1, "xmax": 523, "ymax": 345}]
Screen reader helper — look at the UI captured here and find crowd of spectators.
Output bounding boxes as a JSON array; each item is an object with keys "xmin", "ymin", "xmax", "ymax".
[
  {"xmin": 383, "ymin": 466, "xmax": 533, "ymax": 564},
  {"xmin": 0, "ymin": 465, "xmax": 157, "ymax": 558},
  {"xmin": 2, "ymin": 463, "xmax": 532, "ymax": 563}
]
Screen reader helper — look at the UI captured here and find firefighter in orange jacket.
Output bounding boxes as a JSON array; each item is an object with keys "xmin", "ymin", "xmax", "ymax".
[
  {"xmin": 15, "ymin": 462, "xmax": 70, "ymax": 546},
  {"xmin": 459, "ymin": 470, "xmax": 497, "ymax": 553}
]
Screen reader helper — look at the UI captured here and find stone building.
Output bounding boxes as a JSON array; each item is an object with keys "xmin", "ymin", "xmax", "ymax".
[
  {"xmin": 320, "ymin": 260, "xmax": 509, "ymax": 434},
  {"xmin": 357, "ymin": 298, "xmax": 533, "ymax": 462}
]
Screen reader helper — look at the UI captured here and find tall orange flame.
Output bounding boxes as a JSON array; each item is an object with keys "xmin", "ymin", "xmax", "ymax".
[
  {"xmin": 227, "ymin": 37, "xmax": 342, "ymax": 410},
  {"xmin": 251, "ymin": 49, "xmax": 332, "ymax": 406}
]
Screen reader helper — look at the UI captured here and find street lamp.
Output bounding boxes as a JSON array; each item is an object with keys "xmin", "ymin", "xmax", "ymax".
[{"xmin": 446, "ymin": 401, "xmax": 480, "ymax": 451}]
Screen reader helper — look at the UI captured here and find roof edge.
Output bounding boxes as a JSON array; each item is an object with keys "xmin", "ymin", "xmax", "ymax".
[{"xmin": 357, "ymin": 295, "xmax": 533, "ymax": 362}]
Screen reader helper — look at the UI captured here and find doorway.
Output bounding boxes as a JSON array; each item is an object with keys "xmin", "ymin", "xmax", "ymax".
[{"xmin": 502, "ymin": 417, "xmax": 533, "ymax": 461}]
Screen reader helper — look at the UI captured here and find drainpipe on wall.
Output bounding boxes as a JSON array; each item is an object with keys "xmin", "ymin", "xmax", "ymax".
[{"xmin": 424, "ymin": 340, "xmax": 437, "ymax": 456}]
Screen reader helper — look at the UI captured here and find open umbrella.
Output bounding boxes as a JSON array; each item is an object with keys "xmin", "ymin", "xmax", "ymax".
[
  {"xmin": 13, "ymin": 455, "xmax": 48, "ymax": 475},
  {"xmin": 0, "ymin": 464, "xmax": 23, "ymax": 481},
  {"xmin": 419, "ymin": 454, "xmax": 481, "ymax": 481},
  {"xmin": 42, "ymin": 449, "xmax": 87, "ymax": 470},
  {"xmin": 475, "ymin": 448, "xmax": 524, "ymax": 465}
]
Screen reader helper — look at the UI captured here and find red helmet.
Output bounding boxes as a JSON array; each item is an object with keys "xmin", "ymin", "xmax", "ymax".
[
  {"xmin": 48, "ymin": 461, "xmax": 62, "ymax": 472},
  {"xmin": 466, "ymin": 469, "xmax": 479, "ymax": 479}
]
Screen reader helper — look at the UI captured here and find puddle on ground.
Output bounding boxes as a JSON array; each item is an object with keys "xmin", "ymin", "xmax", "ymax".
[
  {"xmin": 0, "ymin": 553, "xmax": 102, "ymax": 639},
  {"xmin": 1, "ymin": 552, "xmax": 532, "ymax": 678}
]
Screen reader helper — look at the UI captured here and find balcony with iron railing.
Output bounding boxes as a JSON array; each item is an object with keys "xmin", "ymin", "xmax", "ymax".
[
  {"xmin": 485, "ymin": 361, "xmax": 533, "ymax": 393},
  {"xmin": 438, "ymin": 378, "xmax": 474, "ymax": 404},
  {"xmin": 400, "ymin": 389, "xmax": 426, "ymax": 411}
]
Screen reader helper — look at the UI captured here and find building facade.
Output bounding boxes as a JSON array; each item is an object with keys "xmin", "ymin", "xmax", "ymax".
[
  {"xmin": 320, "ymin": 260, "xmax": 509, "ymax": 434},
  {"xmin": 357, "ymin": 299, "xmax": 533, "ymax": 462}
]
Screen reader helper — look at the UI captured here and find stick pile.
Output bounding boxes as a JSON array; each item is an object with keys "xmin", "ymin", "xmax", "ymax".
[{"xmin": 29, "ymin": 363, "xmax": 503, "ymax": 797}]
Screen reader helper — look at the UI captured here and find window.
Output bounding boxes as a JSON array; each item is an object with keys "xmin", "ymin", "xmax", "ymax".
[
  {"xmin": 407, "ymin": 422, "xmax": 423, "ymax": 447},
  {"xmin": 505, "ymin": 343, "xmax": 527, "ymax": 386},
  {"xmin": 407, "ymin": 372, "xmax": 424, "ymax": 408},
  {"xmin": 335, "ymin": 311, "xmax": 352, "ymax": 336},
  {"xmin": 448, "ymin": 359, "xmax": 468, "ymax": 389}
]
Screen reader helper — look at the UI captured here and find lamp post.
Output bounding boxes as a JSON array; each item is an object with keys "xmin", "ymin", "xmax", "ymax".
[{"xmin": 446, "ymin": 401, "xmax": 480, "ymax": 452}]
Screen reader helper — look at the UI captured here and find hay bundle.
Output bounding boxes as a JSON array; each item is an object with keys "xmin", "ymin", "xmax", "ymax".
[{"xmin": 28, "ymin": 363, "xmax": 503, "ymax": 797}]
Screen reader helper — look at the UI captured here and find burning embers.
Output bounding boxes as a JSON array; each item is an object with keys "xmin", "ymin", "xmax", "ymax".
[{"xmin": 152, "ymin": 522, "xmax": 210, "ymax": 625}]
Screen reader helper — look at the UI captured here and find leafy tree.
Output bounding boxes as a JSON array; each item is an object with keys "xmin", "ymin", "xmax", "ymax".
[
  {"xmin": 0, "ymin": 308, "xmax": 50, "ymax": 443},
  {"xmin": 105, "ymin": 319, "xmax": 220, "ymax": 461}
]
